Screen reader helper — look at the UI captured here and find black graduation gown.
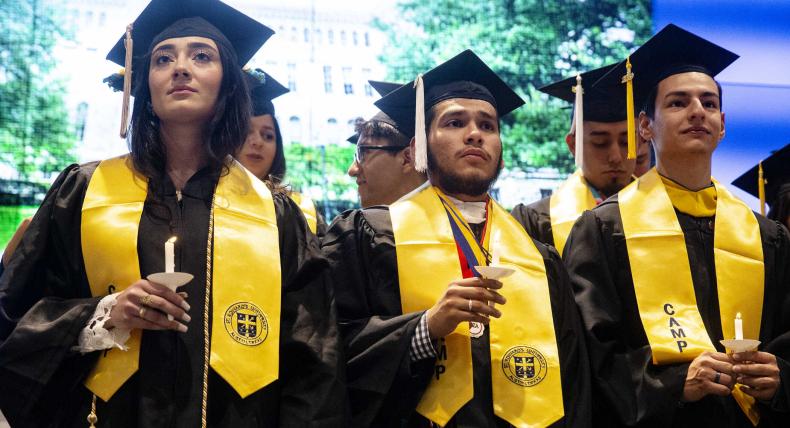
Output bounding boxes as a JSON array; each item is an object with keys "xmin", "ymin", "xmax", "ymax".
[
  {"xmin": 322, "ymin": 207, "xmax": 591, "ymax": 428},
  {"xmin": 563, "ymin": 194, "xmax": 790, "ymax": 427},
  {"xmin": 511, "ymin": 197, "xmax": 554, "ymax": 248},
  {"xmin": 315, "ymin": 212, "xmax": 328, "ymax": 240},
  {"xmin": 0, "ymin": 161, "xmax": 346, "ymax": 427}
]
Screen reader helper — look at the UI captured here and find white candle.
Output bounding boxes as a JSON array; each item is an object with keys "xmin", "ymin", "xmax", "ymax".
[
  {"xmin": 735, "ymin": 312, "xmax": 743, "ymax": 340},
  {"xmin": 165, "ymin": 236, "xmax": 177, "ymax": 273},
  {"xmin": 491, "ymin": 230, "xmax": 501, "ymax": 266}
]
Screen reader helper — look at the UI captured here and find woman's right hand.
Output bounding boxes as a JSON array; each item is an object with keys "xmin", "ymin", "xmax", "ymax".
[{"xmin": 105, "ymin": 279, "xmax": 191, "ymax": 332}]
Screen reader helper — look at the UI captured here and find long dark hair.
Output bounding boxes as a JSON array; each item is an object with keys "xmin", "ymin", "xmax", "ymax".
[
  {"xmin": 128, "ymin": 39, "xmax": 251, "ymax": 186},
  {"xmin": 266, "ymin": 115, "xmax": 287, "ymax": 184}
]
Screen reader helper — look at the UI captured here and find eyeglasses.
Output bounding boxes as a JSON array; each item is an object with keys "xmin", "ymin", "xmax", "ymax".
[{"xmin": 354, "ymin": 144, "xmax": 408, "ymax": 164}]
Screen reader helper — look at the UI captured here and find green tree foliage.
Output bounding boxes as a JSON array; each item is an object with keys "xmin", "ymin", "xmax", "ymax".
[
  {"xmin": 0, "ymin": 0, "xmax": 77, "ymax": 180},
  {"xmin": 284, "ymin": 143, "xmax": 355, "ymax": 198},
  {"xmin": 375, "ymin": 0, "xmax": 652, "ymax": 173}
]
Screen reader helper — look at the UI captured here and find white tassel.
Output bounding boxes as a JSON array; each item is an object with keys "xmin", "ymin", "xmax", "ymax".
[
  {"xmin": 413, "ymin": 74, "xmax": 428, "ymax": 173},
  {"xmin": 572, "ymin": 74, "xmax": 584, "ymax": 170},
  {"xmin": 120, "ymin": 23, "xmax": 133, "ymax": 139}
]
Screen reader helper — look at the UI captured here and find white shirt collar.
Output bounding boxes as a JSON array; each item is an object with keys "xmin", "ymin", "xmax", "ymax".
[{"xmin": 446, "ymin": 195, "xmax": 487, "ymax": 224}]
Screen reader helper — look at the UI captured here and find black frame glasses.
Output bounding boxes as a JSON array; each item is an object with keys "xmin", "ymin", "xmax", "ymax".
[{"xmin": 354, "ymin": 144, "xmax": 408, "ymax": 164}]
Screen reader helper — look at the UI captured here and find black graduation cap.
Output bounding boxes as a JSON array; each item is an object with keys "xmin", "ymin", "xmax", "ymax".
[
  {"xmin": 593, "ymin": 23, "xmax": 739, "ymax": 113},
  {"xmin": 347, "ymin": 80, "xmax": 408, "ymax": 144},
  {"xmin": 540, "ymin": 63, "xmax": 627, "ymax": 123},
  {"xmin": 539, "ymin": 63, "xmax": 628, "ymax": 169},
  {"xmin": 732, "ymin": 143, "xmax": 790, "ymax": 210},
  {"xmin": 106, "ymin": 0, "xmax": 273, "ymax": 67},
  {"xmin": 373, "ymin": 50, "xmax": 524, "ymax": 171},
  {"xmin": 590, "ymin": 24, "xmax": 738, "ymax": 160},
  {"xmin": 368, "ymin": 81, "xmax": 402, "ymax": 97},
  {"xmin": 245, "ymin": 68, "xmax": 289, "ymax": 117}
]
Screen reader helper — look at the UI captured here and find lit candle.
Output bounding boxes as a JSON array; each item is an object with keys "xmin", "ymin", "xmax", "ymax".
[
  {"xmin": 165, "ymin": 236, "xmax": 177, "ymax": 273},
  {"xmin": 735, "ymin": 312, "xmax": 743, "ymax": 340},
  {"xmin": 491, "ymin": 230, "xmax": 501, "ymax": 266}
]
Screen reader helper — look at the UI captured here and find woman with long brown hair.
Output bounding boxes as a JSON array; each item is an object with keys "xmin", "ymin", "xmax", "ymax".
[
  {"xmin": 235, "ymin": 69, "xmax": 326, "ymax": 236},
  {"xmin": 0, "ymin": 1, "xmax": 344, "ymax": 426}
]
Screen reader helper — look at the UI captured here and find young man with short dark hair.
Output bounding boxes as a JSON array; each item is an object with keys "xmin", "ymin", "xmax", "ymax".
[
  {"xmin": 323, "ymin": 50, "xmax": 590, "ymax": 428},
  {"xmin": 347, "ymin": 107, "xmax": 426, "ymax": 207},
  {"xmin": 563, "ymin": 24, "xmax": 790, "ymax": 427},
  {"xmin": 512, "ymin": 64, "xmax": 638, "ymax": 255}
]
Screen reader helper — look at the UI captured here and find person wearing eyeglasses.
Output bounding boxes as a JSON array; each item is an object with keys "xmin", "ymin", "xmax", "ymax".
[
  {"xmin": 348, "ymin": 119, "xmax": 425, "ymax": 208},
  {"xmin": 346, "ymin": 81, "xmax": 426, "ymax": 208}
]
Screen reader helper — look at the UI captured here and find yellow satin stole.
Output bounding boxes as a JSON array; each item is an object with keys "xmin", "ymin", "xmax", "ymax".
[
  {"xmin": 82, "ymin": 155, "xmax": 281, "ymax": 401},
  {"xmin": 619, "ymin": 169, "xmax": 764, "ymax": 425},
  {"xmin": 289, "ymin": 191, "xmax": 318, "ymax": 234},
  {"xmin": 390, "ymin": 183, "xmax": 563, "ymax": 427},
  {"xmin": 549, "ymin": 170, "xmax": 597, "ymax": 256}
]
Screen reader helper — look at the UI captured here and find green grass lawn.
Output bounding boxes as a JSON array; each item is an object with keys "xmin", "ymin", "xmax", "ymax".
[{"xmin": 0, "ymin": 205, "xmax": 38, "ymax": 250}]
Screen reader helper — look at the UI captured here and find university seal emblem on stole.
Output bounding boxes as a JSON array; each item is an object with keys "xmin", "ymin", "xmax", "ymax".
[
  {"xmin": 502, "ymin": 346, "xmax": 548, "ymax": 387},
  {"xmin": 224, "ymin": 302, "xmax": 269, "ymax": 346}
]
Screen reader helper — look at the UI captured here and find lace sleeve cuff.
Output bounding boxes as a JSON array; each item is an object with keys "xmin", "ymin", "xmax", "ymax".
[{"xmin": 73, "ymin": 293, "xmax": 131, "ymax": 353}]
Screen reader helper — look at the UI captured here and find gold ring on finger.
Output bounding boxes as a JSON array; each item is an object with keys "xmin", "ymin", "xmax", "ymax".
[
  {"xmin": 468, "ymin": 298, "xmax": 473, "ymax": 312},
  {"xmin": 139, "ymin": 306, "xmax": 147, "ymax": 319},
  {"xmin": 141, "ymin": 294, "xmax": 153, "ymax": 307}
]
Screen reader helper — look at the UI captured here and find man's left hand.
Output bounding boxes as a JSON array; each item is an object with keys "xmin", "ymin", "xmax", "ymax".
[{"xmin": 733, "ymin": 351, "xmax": 781, "ymax": 401}]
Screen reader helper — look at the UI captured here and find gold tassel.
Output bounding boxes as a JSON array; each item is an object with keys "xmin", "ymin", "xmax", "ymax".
[
  {"xmin": 120, "ymin": 23, "xmax": 134, "ymax": 139},
  {"xmin": 622, "ymin": 56, "xmax": 636, "ymax": 159},
  {"xmin": 758, "ymin": 161, "xmax": 766, "ymax": 216},
  {"xmin": 87, "ymin": 394, "xmax": 98, "ymax": 428}
]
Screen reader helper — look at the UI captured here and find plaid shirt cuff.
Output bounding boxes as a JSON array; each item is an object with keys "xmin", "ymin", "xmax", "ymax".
[{"xmin": 409, "ymin": 312, "xmax": 436, "ymax": 361}]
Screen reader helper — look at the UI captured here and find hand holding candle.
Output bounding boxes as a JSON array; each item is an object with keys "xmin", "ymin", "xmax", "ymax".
[
  {"xmin": 153, "ymin": 236, "xmax": 188, "ymax": 322},
  {"xmin": 735, "ymin": 312, "xmax": 743, "ymax": 340},
  {"xmin": 165, "ymin": 236, "xmax": 176, "ymax": 273},
  {"xmin": 475, "ymin": 230, "xmax": 514, "ymax": 280},
  {"xmin": 720, "ymin": 312, "xmax": 760, "ymax": 353}
]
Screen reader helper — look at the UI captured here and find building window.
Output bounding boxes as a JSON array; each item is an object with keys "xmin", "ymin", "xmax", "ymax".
[
  {"xmin": 340, "ymin": 30, "xmax": 347, "ymax": 45},
  {"xmin": 362, "ymin": 68, "xmax": 373, "ymax": 96},
  {"xmin": 291, "ymin": 26, "xmax": 298, "ymax": 41},
  {"xmin": 364, "ymin": 32, "xmax": 370, "ymax": 47},
  {"xmin": 314, "ymin": 28, "xmax": 322, "ymax": 44},
  {"xmin": 342, "ymin": 67, "xmax": 353, "ymax": 95},
  {"xmin": 327, "ymin": 118, "xmax": 337, "ymax": 125},
  {"xmin": 289, "ymin": 116, "xmax": 302, "ymax": 143},
  {"xmin": 352, "ymin": 31, "xmax": 358, "ymax": 46},
  {"xmin": 323, "ymin": 66, "xmax": 333, "ymax": 93},
  {"xmin": 303, "ymin": 28, "xmax": 310, "ymax": 42},
  {"xmin": 287, "ymin": 63, "xmax": 297, "ymax": 92},
  {"xmin": 75, "ymin": 102, "xmax": 88, "ymax": 142},
  {"xmin": 99, "ymin": 12, "xmax": 106, "ymax": 26},
  {"xmin": 328, "ymin": 30, "xmax": 334, "ymax": 44}
]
